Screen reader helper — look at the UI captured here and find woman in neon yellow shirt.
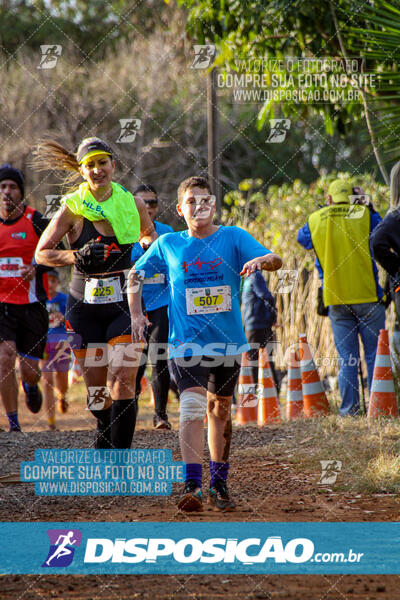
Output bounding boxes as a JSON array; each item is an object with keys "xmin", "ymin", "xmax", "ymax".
[{"xmin": 34, "ymin": 137, "xmax": 157, "ymax": 448}]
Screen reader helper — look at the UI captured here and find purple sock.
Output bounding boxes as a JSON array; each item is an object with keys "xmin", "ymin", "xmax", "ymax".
[
  {"xmin": 7, "ymin": 411, "xmax": 21, "ymax": 432},
  {"xmin": 210, "ymin": 461, "xmax": 229, "ymax": 487},
  {"xmin": 185, "ymin": 463, "xmax": 202, "ymax": 488}
]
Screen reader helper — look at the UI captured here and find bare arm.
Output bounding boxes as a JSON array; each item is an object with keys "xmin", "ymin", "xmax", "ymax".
[
  {"xmin": 240, "ymin": 253, "xmax": 282, "ymax": 276},
  {"xmin": 127, "ymin": 266, "xmax": 150, "ymax": 342},
  {"xmin": 35, "ymin": 206, "xmax": 79, "ymax": 266},
  {"xmin": 135, "ymin": 196, "xmax": 157, "ymax": 249}
]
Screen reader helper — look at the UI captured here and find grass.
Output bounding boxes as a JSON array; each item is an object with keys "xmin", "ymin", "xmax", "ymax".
[{"xmin": 253, "ymin": 415, "xmax": 400, "ymax": 494}]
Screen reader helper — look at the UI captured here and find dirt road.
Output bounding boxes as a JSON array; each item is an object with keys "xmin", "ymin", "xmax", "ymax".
[{"xmin": 0, "ymin": 391, "xmax": 399, "ymax": 598}]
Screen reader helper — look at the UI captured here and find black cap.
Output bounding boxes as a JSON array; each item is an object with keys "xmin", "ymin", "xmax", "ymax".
[
  {"xmin": 0, "ymin": 163, "xmax": 24, "ymax": 197},
  {"xmin": 76, "ymin": 137, "xmax": 113, "ymax": 164}
]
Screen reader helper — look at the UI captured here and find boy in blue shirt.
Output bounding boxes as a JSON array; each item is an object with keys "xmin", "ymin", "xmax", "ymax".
[
  {"xmin": 131, "ymin": 184, "xmax": 173, "ymax": 429},
  {"xmin": 128, "ymin": 176, "xmax": 282, "ymax": 512}
]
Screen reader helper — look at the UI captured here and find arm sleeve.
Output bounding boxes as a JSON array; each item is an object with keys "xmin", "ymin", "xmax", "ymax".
[
  {"xmin": 297, "ymin": 223, "xmax": 313, "ymax": 249},
  {"xmin": 235, "ymin": 227, "xmax": 271, "ymax": 266},
  {"xmin": 134, "ymin": 238, "xmax": 167, "ymax": 277}
]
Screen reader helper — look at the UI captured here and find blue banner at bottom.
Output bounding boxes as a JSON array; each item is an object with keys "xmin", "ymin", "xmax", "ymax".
[{"xmin": 1, "ymin": 522, "xmax": 399, "ymax": 574}]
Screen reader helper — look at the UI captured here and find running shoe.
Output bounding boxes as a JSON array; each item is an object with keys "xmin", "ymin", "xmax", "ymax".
[
  {"xmin": 208, "ymin": 479, "xmax": 236, "ymax": 512},
  {"xmin": 177, "ymin": 480, "xmax": 203, "ymax": 512},
  {"xmin": 153, "ymin": 414, "xmax": 171, "ymax": 430},
  {"xmin": 59, "ymin": 396, "xmax": 68, "ymax": 414},
  {"xmin": 22, "ymin": 382, "xmax": 43, "ymax": 414}
]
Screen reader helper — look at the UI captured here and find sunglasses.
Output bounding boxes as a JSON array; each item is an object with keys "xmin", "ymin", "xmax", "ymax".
[{"xmin": 144, "ymin": 199, "xmax": 158, "ymax": 207}]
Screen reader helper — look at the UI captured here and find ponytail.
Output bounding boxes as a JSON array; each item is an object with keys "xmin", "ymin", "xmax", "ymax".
[{"xmin": 31, "ymin": 139, "xmax": 81, "ymax": 189}]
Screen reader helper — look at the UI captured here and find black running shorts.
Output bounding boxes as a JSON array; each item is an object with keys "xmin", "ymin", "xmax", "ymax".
[
  {"xmin": 0, "ymin": 301, "xmax": 48, "ymax": 359},
  {"xmin": 171, "ymin": 354, "xmax": 241, "ymax": 396},
  {"xmin": 65, "ymin": 295, "xmax": 131, "ymax": 352}
]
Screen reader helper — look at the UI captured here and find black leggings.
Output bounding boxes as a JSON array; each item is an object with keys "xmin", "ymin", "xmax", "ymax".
[{"xmin": 135, "ymin": 305, "xmax": 170, "ymax": 417}]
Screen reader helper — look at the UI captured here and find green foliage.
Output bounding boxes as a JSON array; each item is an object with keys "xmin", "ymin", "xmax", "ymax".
[
  {"xmin": 178, "ymin": 0, "xmax": 369, "ymax": 137},
  {"xmin": 347, "ymin": 0, "xmax": 400, "ymax": 162},
  {"xmin": 0, "ymin": 0, "xmax": 172, "ymax": 57},
  {"xmin": 179, "ymin": 0, "xmax": 349, "ymax": 54},
  {"xmin": 222, "ymin": 174, "xmax": 389, "ymax": 268}
]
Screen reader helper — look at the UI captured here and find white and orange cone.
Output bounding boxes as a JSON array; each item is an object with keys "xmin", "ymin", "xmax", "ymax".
[
  {"xmin": 368, "ymin": 329, "xmax": 398, "ymax": 419},
  {"xmin": 235, "ymin": 352, "xmax": 258, "ymax": 425},
  {"xmin": 299, "ymin": 333, "xmax": 330, "ymax": 417},
  {"xmin": 286, "ymin": 346, "xmax": 303, "ymax": 420},
  {"xmin": 257, "ymin": 347, "xmax": 281, "ymax": 425}
]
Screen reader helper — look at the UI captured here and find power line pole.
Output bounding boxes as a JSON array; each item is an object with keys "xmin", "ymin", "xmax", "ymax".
[{"xmin": 207, "ymin": 67, "xmax": 220, "ymax": 218}]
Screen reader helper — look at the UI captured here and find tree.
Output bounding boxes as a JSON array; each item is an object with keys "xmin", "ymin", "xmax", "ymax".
[
  {"xmin": 346, "ymin": 0, "xmax": 400, "ymax": 170},
  {"xmin": 178, "ymin": 0, "xmax": 392, "ymax": 182},
  {"xmin": 0, "ymin": 0, "xmax": 173, "ymax": 58}
]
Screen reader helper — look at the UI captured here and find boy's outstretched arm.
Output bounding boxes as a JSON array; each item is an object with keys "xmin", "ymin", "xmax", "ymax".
[{"xmin": 240, "ymin": 253, "xmax": 282, "ymax": 277}]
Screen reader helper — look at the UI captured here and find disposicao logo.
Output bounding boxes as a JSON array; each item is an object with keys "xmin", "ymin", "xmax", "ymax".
[
  {"xmin": 83, "ymin": 536, "xmax": 314, "ymax": 564},
  {"xmin": 42, "ymin": 529, "xmax": 82, "ymax": 567},
  {"xmin": 11, "ymin": 232, "xmax": 26, "ymax": 240}
]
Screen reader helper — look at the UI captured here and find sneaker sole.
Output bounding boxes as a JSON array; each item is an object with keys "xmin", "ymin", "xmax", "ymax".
[
  {"xmin": 25, "ymin": 398, "xmax": 42, "ymax": 414},
  {"xmin": 208, "ymin": 497, "xmax": 236, "ymax": 512},
  {"xmin": 212, "ymin": 503, "xmax": 236, "ymax": 512},
  {"xmin": 177, "ymin": 493, "xmax": 203, "ymax": 512},
  {"xmin": 154, "ymin": 422, "xmax": 170, "ymax": 430}
]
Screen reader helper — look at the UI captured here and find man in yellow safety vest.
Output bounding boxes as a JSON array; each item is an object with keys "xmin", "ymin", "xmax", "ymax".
[{"xmin": 297, "ymin": 179, "xmax": 385, "ymax": 415}]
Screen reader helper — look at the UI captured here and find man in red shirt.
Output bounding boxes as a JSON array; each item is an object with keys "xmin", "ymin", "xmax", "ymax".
[{"xmin": 0, "ymin": 164, "xmax": 50, "ymax": 431}]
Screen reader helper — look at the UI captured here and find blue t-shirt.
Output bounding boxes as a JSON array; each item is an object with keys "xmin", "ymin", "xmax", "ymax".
[
  {"xmin": 46, "ymin": 292, "xmax": 68, "ymax": 340},
  {"xmin": 134, "ymin": 225, "xmax": 271, "ymax": 358},
  {"xmin": 131, "ymin": 220, "xmax": 174, "ymax": 311}
]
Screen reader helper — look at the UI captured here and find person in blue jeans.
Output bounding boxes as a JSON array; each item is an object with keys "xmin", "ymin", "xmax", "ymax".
[
  {"xmin": 298, "ymin": 179, "xmax": 385, "ymax": 416},
  {"xmin": 131, "ymin": 184, "xmax": 174, "ymax": 429}
]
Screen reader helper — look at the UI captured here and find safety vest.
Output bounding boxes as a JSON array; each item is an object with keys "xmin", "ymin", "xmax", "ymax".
[{"xmin": 308, "ymin": 202, "xmax": 379, "ymax": 306}]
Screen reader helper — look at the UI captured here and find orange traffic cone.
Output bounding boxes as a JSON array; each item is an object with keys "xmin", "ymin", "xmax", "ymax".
[
  {"xmin": 149, "ymin": 386, "xmax": 155, "ymax": 407},
  {"xmin": 368, "ymin": 329, "xmax": 398, "ymax": 418},
  {"xmin": 235, "ymin": 352, "xmax": 258, "ymax": 424},
  {"xmin": 299, "ymin": 334, "xmax": 330, "ymax": 417},
  {"xmin": 286, "ymin": 346, "xmax": 303, "ymax": 419},
  {"xmin": 141, "ymin": 376, "xmax": 154, "ymax": 406},
  {"xmin": 141, "ymin": 375, "xmax": 149, "ymax": 393},
  {"xmin": 257, "ymin": 347, "xmax": 281, "ymax": 425}
]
